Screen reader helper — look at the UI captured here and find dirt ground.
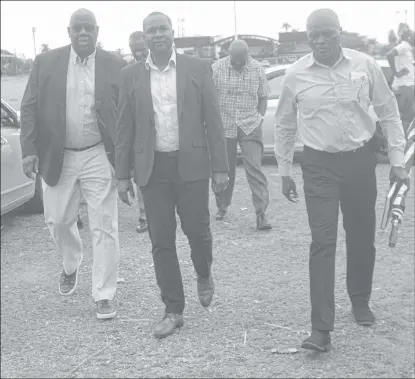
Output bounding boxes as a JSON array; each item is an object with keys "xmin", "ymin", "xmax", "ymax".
[
  {"xmin": 1, "ymin": 75, "xmax": 414, "ymax": 378},
  {"xmin": 1, "ymin": 164, "xmax": 414, "ymax": 378}
]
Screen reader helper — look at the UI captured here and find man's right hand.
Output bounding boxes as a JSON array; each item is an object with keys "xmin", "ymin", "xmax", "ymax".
[
  {"xmin": 117, "ymin": 179, "xmax": 135, "ymax": 206},
  {"xmin": 22, "ymin": 155, "xmax": 39, "ymax": 179},
  {"xmin": 281, "ymin": 176, "xmax": 299, "ymax": 203},
  {"xmin": 395, "ymin": 67, "xmax": 409, "ymax": 78}
]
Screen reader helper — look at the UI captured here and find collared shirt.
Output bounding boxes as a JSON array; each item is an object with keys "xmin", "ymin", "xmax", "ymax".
[
  {"xmin": 65, "ymin": 46, "xmax": 101, "ymax": 149},
  {"xmin": 145, "ymin": 49, "xmax": 179, "ymax": 152},
  {"xmin": 212, "ymin": 56, "xmax": 270, "ymax": 138},
  {"xmin": 274, "ymin": 48, "xmax": 406, "ymax": 176},
  {"xmin": 392, "ymin": 41, "xmax": 415, "ymax": 89}
]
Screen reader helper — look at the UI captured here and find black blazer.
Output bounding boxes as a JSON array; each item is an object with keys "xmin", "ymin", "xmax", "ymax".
[
  {"xmin": 115, "ymin": 53, "xmax": 229, "ymax": 186},
  {"xmin": 20, "ymin": 45, "xmax": 126, "ymax": 187}
]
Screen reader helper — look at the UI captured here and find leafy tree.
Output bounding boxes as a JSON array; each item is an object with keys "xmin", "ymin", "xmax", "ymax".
[
  {"xmin": 96, "ymin": 41, "xmax": 104, "ymax": 49},
  {"xmin": 282, "ymin": 22, "xmax": 291, "ymax": 32},
  {"xmin": 40, "ymin": 44, "xmax": 50, "ymax": 53}
]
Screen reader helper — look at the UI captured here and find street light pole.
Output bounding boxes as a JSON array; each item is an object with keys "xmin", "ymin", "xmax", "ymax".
[
  {"xmin": 32, "ymin": 27, "xmax": 37, "ymax": 57},
  {"xmin": 233, "ymin": 0, "xmax": 238, "ymax": 40}
]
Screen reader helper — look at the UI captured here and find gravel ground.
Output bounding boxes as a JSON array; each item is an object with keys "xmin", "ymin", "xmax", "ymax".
[{"xmin": 1, "ymin": 164, "xmax": 414, "ymax": 378}]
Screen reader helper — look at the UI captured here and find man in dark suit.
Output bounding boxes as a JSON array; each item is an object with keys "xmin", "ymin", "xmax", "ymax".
[
  {"xmin": 20, "ymin": 8, "xmax": 125, "ymax": 320},
  {"xmin": 115, "ymin": 11, "xmax": 229, "ymax": 339}
]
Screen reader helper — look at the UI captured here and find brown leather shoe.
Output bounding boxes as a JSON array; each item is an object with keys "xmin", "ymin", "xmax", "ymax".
[
  {"xmin": 257, "ymin": 214, "xmax": 272, "ymax": 230},
  {"xmin": 352, "ymin": 305, "xmax": 375, "ymax": 326},
  {"xmin": 154, "ymin": 313, "xmax": 184, "ymax": 339},
  {"xmin": 301, "ymin": 330, "xmax": 331, "ymax": 352},
  {"xmin": 197, "ymin": 274, "xmax": 215, "ymax": 307}
]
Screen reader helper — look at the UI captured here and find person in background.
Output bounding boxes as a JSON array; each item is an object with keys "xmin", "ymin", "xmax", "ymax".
[
  {"xmin": 115, "ymin": 11, "xmax": 229, "ymax": 339},
  {"xmin": 20, "ymin": 8, "xmax": 125, "ymax": 320},
  {"xmin": 128, "ymin": 31, "xmax": 149, "ymax": 233},
  {"xmin": 212, "ymin": 40, "xmax": 272, "ymax": 230},
  {"xmin": 274, "ymin": 8, "xmax": 409, "ymax": 352},
  {"xmin": 387, "ymin": 27, "xmax": 415, "ymax": 136}
]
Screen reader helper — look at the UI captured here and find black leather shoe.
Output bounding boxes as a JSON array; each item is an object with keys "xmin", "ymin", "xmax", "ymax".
[
  {"xmin": 136, "ymin": 220, "xmax": 148, "ymax": 233},
  {"xmin": 153, "ymin": 313, "xmax": 184, "ymax": 339},
  {"xmin": 301, "ymin": 330, "xmax": 331, "ymax": 352},
  {"xmin": 257, "ymin": 214, "xmax": 272, "ymax": 230},
  {"xmin": 352, "ymin": 305, "xmax": 375, "ymax": 326},
  {"xmin": 197, "ymin": 274, "xmax": 215, "ymax": 307},
  {"xmin": 215, "ymin": 209, "xmax": 227, "ymax": 221},
  {"xmin": 77, "ymin": 216, "xmax": 84, "ymax": 229}
]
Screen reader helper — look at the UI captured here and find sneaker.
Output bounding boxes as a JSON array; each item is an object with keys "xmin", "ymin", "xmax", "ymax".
[
  {"xmin": 96, "ymin": 299, "xmax": 117, "ymax": 320},
  {"xmin": 215, "ymin": 209, "xmax": 227, "ymax": 221},
  {"xmin": 59, "ymin": 255, "xmax": 82, "ymax": 296}
]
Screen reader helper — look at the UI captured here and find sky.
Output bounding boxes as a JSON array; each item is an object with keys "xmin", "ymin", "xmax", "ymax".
[{"xmin": 1, "ymin": 0, "xmax": 414, "ymax": 58}]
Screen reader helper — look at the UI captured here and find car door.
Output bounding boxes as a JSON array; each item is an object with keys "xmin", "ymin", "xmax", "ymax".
[{"xmin": 1, "ymin": 100, "xmax": 36, "ymax": 215}]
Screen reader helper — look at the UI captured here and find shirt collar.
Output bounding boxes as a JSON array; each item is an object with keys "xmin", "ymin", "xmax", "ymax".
[
  {"xmin": 145, "ymin": 49, "xmax": 176, "ymax": 71},
  {"xmin": 305, "ymin": 47, "xmax": 350, "ymax": 68},
  {"xmin": 226, "ymin": 55, "xmax": 253, "ymax": 72},
  {"xmin": 70, "ymin": 45, "xmax": 96, "ymax": 65}
]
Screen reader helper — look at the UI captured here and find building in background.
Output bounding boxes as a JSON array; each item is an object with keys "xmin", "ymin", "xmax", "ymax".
[{"xmin": 277, "ymin": 31, "xmax": 311, "ymax": 64}]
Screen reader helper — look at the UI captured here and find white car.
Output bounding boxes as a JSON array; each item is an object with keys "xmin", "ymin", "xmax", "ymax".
[{"xmin": 1, "ymin": 99, "xmax": 43, "ymax": 215}]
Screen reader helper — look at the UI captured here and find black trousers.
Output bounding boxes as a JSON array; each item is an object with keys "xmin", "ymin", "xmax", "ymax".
[
  {"xmin": 301, "ymin": 141, "xmax": 377, "ymax": 331},
  {"xmin": 140, "ymin": 152, "xmax": 212, "ymax": 315}
]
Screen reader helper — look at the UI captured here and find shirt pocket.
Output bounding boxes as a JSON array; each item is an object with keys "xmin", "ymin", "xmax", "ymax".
[{"xmin": 337, "ymin": 72, "xmax": 371, "ymax": 107}]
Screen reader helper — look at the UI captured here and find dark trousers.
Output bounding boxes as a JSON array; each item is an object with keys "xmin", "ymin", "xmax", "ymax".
[
  {"xmin": 140, "ymin": 152, "xmax": 212, "ymax": 315},
  {"xmin": 394, "ymin": 85, "xmax": 415, "ymax": 136},
  {"xmin": 301, "ymin": 142, "xmax": 377, "ymax": 331},
  {"xmin": 215, "ymin": 127, "xmax": 269, "ymax": 216}
]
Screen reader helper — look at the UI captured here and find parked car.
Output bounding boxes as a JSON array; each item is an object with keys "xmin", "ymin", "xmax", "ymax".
[
  {"xmin": 238, "ymin": 59, "xmax": 407, "ymax": 162},
  {"xmin": 1, "ymin": 98, "xmax": 43, "ymax": 215}
]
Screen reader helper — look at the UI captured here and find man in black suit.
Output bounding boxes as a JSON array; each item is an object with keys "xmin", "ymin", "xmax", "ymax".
[
  {"xmin": 115, "ymin": 11, "xmax": 229, "ymax": 338},
  {"xmin": 20, "ymin": 8, "xmax": 125, "ymax": 320}
]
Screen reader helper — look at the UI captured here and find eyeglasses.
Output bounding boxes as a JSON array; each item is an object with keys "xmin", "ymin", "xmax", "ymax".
[{"xmin": 70, "ymin": 24, "xmax": 96, "ymax": 33}]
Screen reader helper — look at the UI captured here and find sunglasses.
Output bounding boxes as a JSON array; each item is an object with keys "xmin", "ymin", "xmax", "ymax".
[{"xmin": 70, "ymin": 24, "xmax": 96, "ymax": 33}]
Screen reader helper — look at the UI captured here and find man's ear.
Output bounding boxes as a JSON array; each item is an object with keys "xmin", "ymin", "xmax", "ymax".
[
  {"xmin": 96, "ymin": 25, "xmax": 100, "ymax": 37},
  {"xmin": 172, "ymin": 29, "xmax": 175, "ymax": 38},
  {"xmin": 67, "ymin": 26, "xmax": 71, "ymax": 38}
]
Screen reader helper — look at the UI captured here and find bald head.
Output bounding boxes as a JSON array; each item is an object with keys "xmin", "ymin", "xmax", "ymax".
[
  {"xmin": 129, "ymin": 31, "xmax": 148, "ymax": 61},
  {"xmin": 229, "ymin": 39, "xmax": 249, "ymax": 71},
  {"xmin": 306, "ymin": 8, "xmax": 340, "ymax": 30},
  {"xmin": 69, "ymin": 8, "xmax": 97, "ymax": 27},
  {"xmin": 229, "ymin": 39, "xmax": 249, "ymax": 54},
  {"xmin": 306, "ymin": 8, "xmax": 342, "ymax": 67},
  {"xmin": 67, "ymin": 8, "xmax": 99, "ymax": 59}
]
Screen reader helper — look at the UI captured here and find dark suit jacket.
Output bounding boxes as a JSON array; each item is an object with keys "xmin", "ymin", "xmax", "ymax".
[
  {"xmin": 20, "ymin": 45, "xmax": 126, "ymax": 187},
  {"xmin": 115, "ymin": 53, "xmax": 229, "ymax": 186}
]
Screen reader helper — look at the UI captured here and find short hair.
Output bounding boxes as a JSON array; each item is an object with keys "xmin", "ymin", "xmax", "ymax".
[
  {"xmin": 129, "ymin": 31, "xmax": 145, "ymax": 42},
  {"xmin": 143, "ymin": 11, "xmax": 172, "ymax": 30}
]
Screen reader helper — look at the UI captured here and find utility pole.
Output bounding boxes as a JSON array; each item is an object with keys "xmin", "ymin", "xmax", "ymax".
[
  {"xmin": 233, "ymin": 0, "xmax": 238, "ymax": 40},
  {"xmin": 32, "ymin": 27, "xmax": 37, "ymax": 57}
]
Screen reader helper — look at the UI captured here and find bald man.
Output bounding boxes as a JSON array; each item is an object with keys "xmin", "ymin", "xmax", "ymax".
[
  {"xmin": 212, "ymin": 40, "xmax": 272, "ymax": 230},
  {"xmin": 275, "ymin": 8, "xmax": 408, "ymax": 351},
  {"xmin": 21, "ymin": 8, "xmax": 126, "ymax": 320}
]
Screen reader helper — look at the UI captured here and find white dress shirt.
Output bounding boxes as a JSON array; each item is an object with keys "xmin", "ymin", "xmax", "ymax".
[
  {"xmin": 145, "ymin": 49, "xmax": 179, "ymax": 152},
  {"xmin": 274, "ymin": 48, "xmax": 406, "ymax": 176},
  {"xmin": 65, "ymin": 47, "xmax": 101, "ymax": 149}
]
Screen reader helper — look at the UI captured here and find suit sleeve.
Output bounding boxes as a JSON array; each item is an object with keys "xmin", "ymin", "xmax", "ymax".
[
  {"xmin": 20, "ymin": 55, "xmax": 41, "ymax": 158},
  {"xmin": 115, "ymin": 68, "xmax": 136, "ymax": 180},
  {"xmin": 201, "ymin": 63, "xmax": 229, "ymax": 174}
]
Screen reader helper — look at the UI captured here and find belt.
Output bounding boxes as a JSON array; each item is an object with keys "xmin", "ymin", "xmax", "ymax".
[
  {"xmin": 154, "ymin": 150, "xmax": 179, "ymax": 158},
  {"xmin": 304, "ymin": 137, "xmax": 374, "ymax": 157},
  {"xmin": 65, "ymin": 141, "xmax": 101, "ymax": 152}
]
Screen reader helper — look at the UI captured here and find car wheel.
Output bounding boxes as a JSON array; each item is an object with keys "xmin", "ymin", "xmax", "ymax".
[{"xmin": 24, "ymin": 174, "xmax": 44, "ymax": 214}]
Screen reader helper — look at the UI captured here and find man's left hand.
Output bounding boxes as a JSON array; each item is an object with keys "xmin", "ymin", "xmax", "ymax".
[
  {"xmin": 390, "ymin": 165, "xmax": 410, "ymax": 189},
  {"xmin": 212, "ymin": 172, "xmax": 229, "ymax": 193}
]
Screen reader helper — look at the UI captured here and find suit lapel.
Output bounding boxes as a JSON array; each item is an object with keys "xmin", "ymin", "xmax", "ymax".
[
  {"xmin": 137, "ymin": 62, "xmax": 154, "ymax": 120},
  {"xmin": 54, "ymin": 45, "xmax": 70, "ymax": 122},
  {"xmin": 94, "ymin": 48, "xmax": 105, "ymax": 113},
  {"xmin": 176, "ymin": 54, "xmax": 187, "ymax": 120}
]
